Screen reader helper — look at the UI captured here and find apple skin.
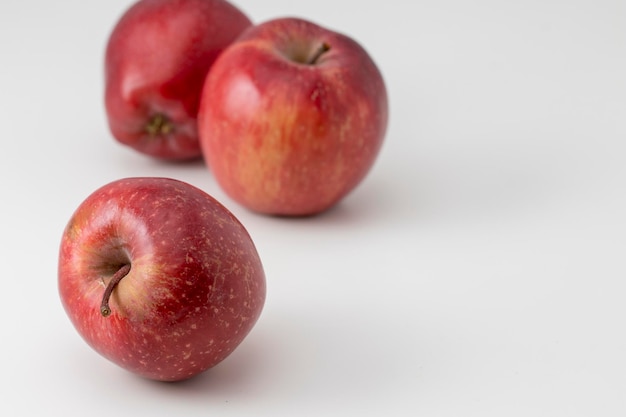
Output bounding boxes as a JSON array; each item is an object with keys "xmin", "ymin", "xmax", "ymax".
[
  {"xmin": 105, "ymin": 0, "xmax": 252, "ymax": 160},
  {"xmin": 198, "ymin": 17, "xmax": 388, "ymax": 216},
  {"xmin": 58, "ymin": 177, "xmax": 266, "ymax": 381}
]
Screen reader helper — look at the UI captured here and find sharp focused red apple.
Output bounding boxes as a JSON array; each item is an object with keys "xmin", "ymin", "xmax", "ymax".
[
  {"xmin": 58, "ymin": 177, "xmax": 266, "ymax": 381},
  {"xmin": 105, "ymin": 0, "xmax": 252, "ymax": 160},
  {"xmin": 198, "ymin": 17, "xmax": 388, "ymax": 216}
]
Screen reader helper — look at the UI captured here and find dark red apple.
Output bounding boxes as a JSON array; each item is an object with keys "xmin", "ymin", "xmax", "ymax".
[
  {"xmin": 198, "ymin": 17, "xmax": 388, "ymax": 215},
  {"xmin": 105, "ymin": 0, "xmax": 252, "ymax": 160},
  {"xmin": 58, "ymin": 177, "xmax": 266, "ymax": 381}
]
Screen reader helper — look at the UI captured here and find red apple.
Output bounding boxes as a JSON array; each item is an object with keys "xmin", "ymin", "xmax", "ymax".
[
  {"xmin": 105, "ymin": 0, "xmax": 252, "ymax": 160},
  {"xmin": 198, "ymin": 17, "xmax": 388, "ymax": 216},
  {"xmin": 58, "ymin": 177, "xmax": 266, "ymax": 381}
]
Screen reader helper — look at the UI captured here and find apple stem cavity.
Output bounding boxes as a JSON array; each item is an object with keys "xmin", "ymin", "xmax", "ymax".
[
  {"xmin": 145, "ymin": 114, "xmax": 173, "ymax": 136},
  {"xmin": 308, "ymin": 42, "xmax": 331, "ymax": 65},
  {"xmin": 100, "ymin": 264, "xmax": 131, "ymax": 317}
]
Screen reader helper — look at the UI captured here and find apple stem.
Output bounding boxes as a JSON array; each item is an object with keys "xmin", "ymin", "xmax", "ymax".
[
  {"xmin": 145, "ymin": 114, "xmax": 173, "ymax": 136},
  {"xmin": 308, "ymin": 42, "xmax": 331, "ymax": 65},
  {"xmin": 100, "ymin": 264, "xmax": 131, "ymax": 317}
]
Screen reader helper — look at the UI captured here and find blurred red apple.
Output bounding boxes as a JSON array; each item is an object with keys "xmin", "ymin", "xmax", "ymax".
[
  {"xmin": 198, "ymin": 17, "xmax": 388, "ymax": 216},
  {"xmin": 105, "ymin": 0, "xmax": 252, "ymax": 160},
  {"xmin": 58, "ymin": 177, "xmax": 266, "ymax": 381}
]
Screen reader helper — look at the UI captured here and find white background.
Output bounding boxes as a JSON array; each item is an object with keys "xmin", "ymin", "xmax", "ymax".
[{"xmin": 1, "ymin": 0, "xmax": 625, "ymax": 415}]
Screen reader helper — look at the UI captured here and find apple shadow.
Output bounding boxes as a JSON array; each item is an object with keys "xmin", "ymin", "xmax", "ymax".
[
  {"xmin": 332, "ymin": 178, "xmax": 421, "ymax": 223},
  {"xmin": 113, "ymin": 144, "xmax": 209, "ymax": 175},
  {"xmin": 315, "ymin": 130, "xmax": 585, "ymax": 231},
  {"xmin": 134, "ymin": 303, "xmax": 430, "ymax": 408},
  {"xmin": 259, "ymin": 171, "xmax": 424, "ymax": 231},
  {"xmin": 134, "ymin": 153, "xmax": 209, "ymax": 173}
]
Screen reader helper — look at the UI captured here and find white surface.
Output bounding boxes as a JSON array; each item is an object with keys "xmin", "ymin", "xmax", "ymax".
[{"xmin": 1, "ymin": 0, "xmax": 625, "ymax": 415}]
